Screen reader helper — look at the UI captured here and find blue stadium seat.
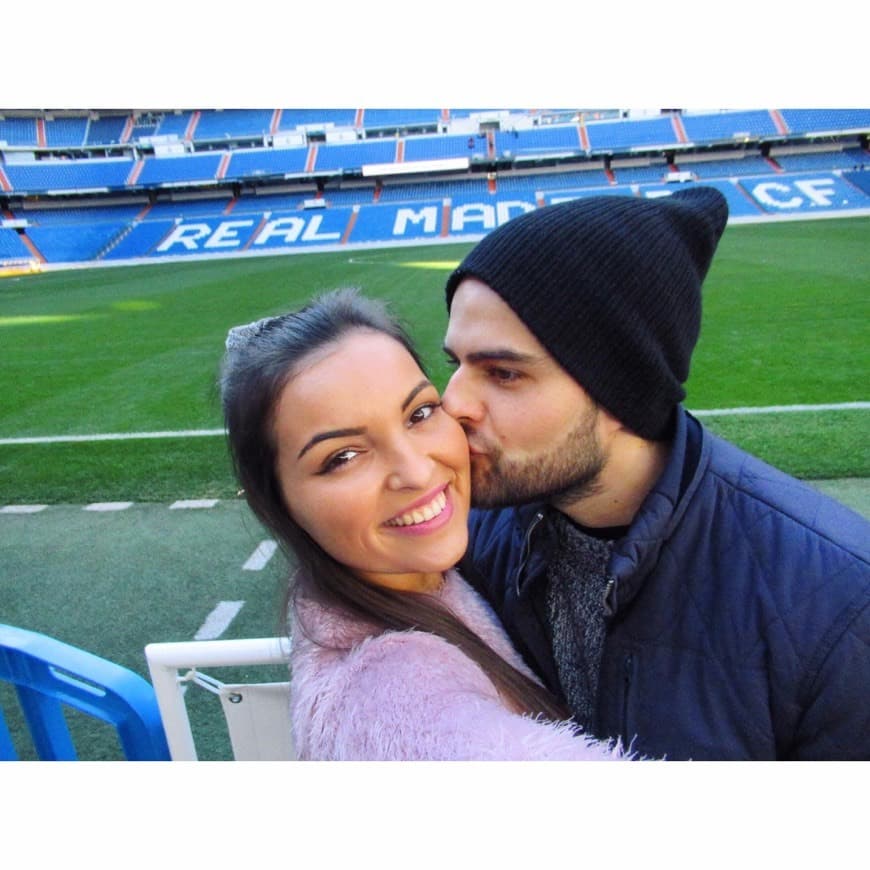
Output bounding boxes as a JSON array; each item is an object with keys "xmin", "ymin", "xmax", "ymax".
[
  {"xmin": 680, "ymin": 110, "xmax": 779, "ymax": 143},
  {"xmin": 3, "ymin": 159, "xmax": 133, "ymax": 194},
  {"xmin": 152, "ymin": 112, "xmax": 194, "ymax": 139},
  {"xmin": 0, "ymin": 116, "xmax": 37, "ymax": 146},
  {"xmin": 86, "ymin": 114, "xmax": 129, "ymax": 146},
  {"xmin": 682, "ymin": 156, "xmax": 776, "ymax": 178},
  {"xmin": 586, "ymin": 115, "xmax": 679, "ymax": 153},
  {"xmin": 313, "ymin": 139, "xmax": 398, "ymax": 172},
  {"xmin": 403, "ymin": 133, "xmax": 481, "ymax": 162},
  {"xmin": 102, "ymin": 220, "xmax": 177, "ymax": 261},
  {"xmin": 194, "ymin": 109, "xmax": 275, "ymax": 142},
  {"xmin": 360, "ymin": 108, "xmax": 440, "ymax": 129},
  {"xmin": 773, "ymin": 151, "xmax": 856, "ymax": 172},
  {"xmin": 44, "ymin": 117, "xmax": 88, "ymax": 148},
  {"xmin": 136, "ymin": 153, "xmax": 223, "ymax": 186},
  {"xmin": 0, "ymin": 623, "xmax": 170, "ymax": 761},
  {"xmin": 494, "ymin": 125, "xmax": 583, "ymax": 158},
  {"xmin": 0, "ymin": 228, "xmax": 34, "ymax": 260},
  {"xmin": 611, "ymin": 164, "xmax": 672, "ymax": 185},
  {"xmin": 277, "ymin": 109, "xmax": 357, "ymax": 130},
  {"xmin": 224, "ymin": 145, "xmax": 309, "ymax": 180},
  {"xmin": 26, "ymin": 222, "xmax": 128, "ymax": 263},
  {"xmin": 779, "ymin": 108, "xmax": 870, "ymax": 136}
]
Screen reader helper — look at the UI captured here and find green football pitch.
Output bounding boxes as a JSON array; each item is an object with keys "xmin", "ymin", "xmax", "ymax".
[{"xmin": 1, "ymin": 216, "xmax": 868, "ymax": 759}]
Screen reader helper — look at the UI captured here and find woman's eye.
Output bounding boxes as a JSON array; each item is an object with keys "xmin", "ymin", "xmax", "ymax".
[
  {"xmin": 409, "ymin": 402, "xmax": 439, "ymax": 425},
  {"xmin": 320, "ymin": 449, "xmax": 360, "ymax": 473}
]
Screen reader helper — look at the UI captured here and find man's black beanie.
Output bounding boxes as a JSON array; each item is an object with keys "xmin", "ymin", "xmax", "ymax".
[{"xmin": 444, "ymin": 187, "xmax": 729, "ymax": 440}]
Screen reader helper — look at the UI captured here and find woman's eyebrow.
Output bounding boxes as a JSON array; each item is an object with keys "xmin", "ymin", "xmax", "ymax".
[
  {"xmin": 296, "ymin": 379, "xmax": 433, "ymax": 460},
  {"xmin": 401, "ymin": 379, "xmax": 433, "ymax": 411},
  {"xmin": 297, "ymin": 427, "xmax": 366, "ymax": 460}
]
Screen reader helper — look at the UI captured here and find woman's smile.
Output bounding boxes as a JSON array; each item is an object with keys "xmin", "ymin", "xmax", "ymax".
[{"xmin": 384, "ymin": 486, "xmax": 453, "ymax": 533}]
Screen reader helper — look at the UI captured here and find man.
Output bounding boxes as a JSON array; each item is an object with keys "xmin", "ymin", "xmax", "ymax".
[{"xmin": 441, "ymin": 187, "xmax": 870, "ymax": 760}]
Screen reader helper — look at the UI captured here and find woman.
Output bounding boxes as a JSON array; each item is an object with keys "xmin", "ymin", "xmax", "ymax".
[{"xmin": 220, "ymin": 288, "xmax": 629, "ymax": 761}]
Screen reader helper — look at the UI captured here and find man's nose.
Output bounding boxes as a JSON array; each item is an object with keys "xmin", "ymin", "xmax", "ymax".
[{"xmin": 441, "ymin": 368, "xmax": 481, "ymax": 424}]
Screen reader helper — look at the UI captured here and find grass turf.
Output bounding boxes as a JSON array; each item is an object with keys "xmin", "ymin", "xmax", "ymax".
[{"xmin": 1, "ymin": 217, "xmax": 868, "ymax": 504}]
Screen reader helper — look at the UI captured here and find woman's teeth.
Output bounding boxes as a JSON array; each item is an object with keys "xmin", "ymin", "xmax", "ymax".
[{"xmin": 386, "ymin": 491, "xmax": 447, "ymax": 527}]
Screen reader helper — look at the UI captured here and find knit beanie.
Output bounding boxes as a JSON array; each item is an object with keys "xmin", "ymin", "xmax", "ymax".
[{"xmin": 445, "ymin": 187, "xmax": 729, "ymax": 440}]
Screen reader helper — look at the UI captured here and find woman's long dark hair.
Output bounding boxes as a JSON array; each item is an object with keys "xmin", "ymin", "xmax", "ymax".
[{"xmin": 220, "ymin": 288, "xmax": 568, "ymax": 721}]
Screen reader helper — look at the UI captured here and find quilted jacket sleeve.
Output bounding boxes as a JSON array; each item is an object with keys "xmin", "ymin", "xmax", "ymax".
[
  {"xmin": 290, "ymin": 628, "xmax": 631, "ymax": 761},
  {"xmin": 789, "ymin": 587, "xmax": 870, "ymax": 760}
]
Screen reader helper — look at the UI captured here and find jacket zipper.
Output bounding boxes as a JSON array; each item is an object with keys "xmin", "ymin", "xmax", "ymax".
[
  {"xmin": 622, "ymin": 653, "xmax": 634, "ymax": 740},
  {"xmin": 603, "ymin": 577, "xmax": 618, "ymax": 616},
  {"xmin": 515, "ymin": 510, "xmax": 545, "ymax": 596}
]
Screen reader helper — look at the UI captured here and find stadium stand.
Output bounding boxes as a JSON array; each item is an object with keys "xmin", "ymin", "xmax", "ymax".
[
  {"xmin": 0, "ymin": 227, "xmax": 33, "ymax": 259},
  {"xmin": 404, "ymin": 133, "xmax": 489, "ymax": 162},
  {"xmin": 1, "ymin": 108, "xmax": 867, "ymax": 265},
  {"xmin": 779, "ymin": 108, "xmax": 870, "ymax": 136},
  {"xmin": 145, "ymin": 197, "xmax": 236, "ymax": 219},
  {"xmin": 378, "ymin": 177, "xmax": 489, "ymax": 203},
  {"xmin": 87, "ymin": 115, "xmax": 131, "ymax": 146},
  {"xmin": 494, "ymin": 125, "xmax": 583, "ymax": 159},
  {"xmin": 845, "ymin": 169, "xmax": 870, "ymax": 196},
  {"xmin": 230, "ymin": 190, "xmax": 317, "ymax": 212},
  {"xmin": 194, "ymin": 109, "xmax": 276, "ymax": 142},
  {"xmin": 318, "ymin": 188, "xmax": 377, "ymax": 206},
  {"xmin": 610, "ymin": 162, "xmax": 673, "ymax": 185},
  {"xmin": 359, "ymin": 108, "xmax": 441, "ymax": 130},
  {"xmin": 0, "ymin": 116, "xmax": 37, "ymax": 146},
  {"xmin": 44, "ymin": 117, "xmax": 89, "ymax": 148},
  {"xmin": 135, "ymin": 152, "xmax": 224, "ymax": 187},
  {"xmin": 150, "ymin": 111, "xmax": 194, "ymax": 140},
  {"xmin": 676, "ymin": 155, "xmax": 778, "ymax": 178},
  {"xmin": 771, "ymin": 150, "xmax": 857, "ymax": 172},
  {"xmin": 313, "ymin": 139, "xmax": 399, "ymax": 172},
  {"xmin": 102, "ymin": 219, "xmax": 176, "ymax": 261},
  {"xmin": 680, "ymin": 109, "xmax": 782, "ymax": 142},
  {"xmin": 3, "ymin": 158, "xmax": 134, "ymax": 194},
  {"xmin": 276, "ymin": 109, "xmax": 358, "ymax": 130},
  {"xmin": 585, "ymin": 115, "xmax": 680, "ymax": 152},
  {"xmin": 224, "ymin": 145, "xmax": 309, "ymax": 180},
  {"xmin": 15, "ymin": 203, "xmax": 144, "ymax": 225},
  {"xmin": 25, "ymin": 221, "xmax": 128, "ymax": 263}
]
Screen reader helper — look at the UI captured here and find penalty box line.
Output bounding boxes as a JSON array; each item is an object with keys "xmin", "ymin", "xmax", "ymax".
[{"xmin": 1, "ymin": 403, "xmax": 869, "ymax": 446}]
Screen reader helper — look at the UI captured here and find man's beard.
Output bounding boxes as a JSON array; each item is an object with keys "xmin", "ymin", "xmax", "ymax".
[{"xmin": 468, "ymin": 408, "xmax": 605, "ymax": 510}]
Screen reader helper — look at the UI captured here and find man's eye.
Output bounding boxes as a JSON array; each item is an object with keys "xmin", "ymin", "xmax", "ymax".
[{"xmin": 489, "ymin": 367, "xmax": 521, "ymax": 382}]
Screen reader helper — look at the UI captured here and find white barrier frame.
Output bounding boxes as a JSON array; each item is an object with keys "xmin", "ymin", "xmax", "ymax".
[{"xmin": 144, "ymin": 637, "xmax": 292, "ymax": 761}]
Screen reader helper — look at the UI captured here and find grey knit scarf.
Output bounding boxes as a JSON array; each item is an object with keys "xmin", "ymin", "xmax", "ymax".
[{"xmin": 545, "ymin": 511, "xmax": 615, "ymax": 733}]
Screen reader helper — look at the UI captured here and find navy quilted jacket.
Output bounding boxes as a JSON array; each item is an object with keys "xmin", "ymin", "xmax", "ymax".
[{"xmin": 461, "ymin": 408, "xmax": 870, "ymax": 760}]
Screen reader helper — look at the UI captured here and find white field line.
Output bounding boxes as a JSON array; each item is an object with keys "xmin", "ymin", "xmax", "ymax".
[
  {"xmin": 193, "ymin": 601, "xmax": 245, "ymax": 641},
  {"xmin": 242, "ymin": 539, "xmax": 278, "ymax": 571},
  {"xmin": 1, "ymin": 403, "xmax": 868, "ymax": 446},
  {"xmin": 693, "ymin": 402, "xmax": 870, "ymax": 417},
  {"xmin": 0, "ymin": 429, "xmax": 224, "ymax": 445},
  {"xmin": 169, "ymin": 499, "xmax": 219, "ymax": 510}
]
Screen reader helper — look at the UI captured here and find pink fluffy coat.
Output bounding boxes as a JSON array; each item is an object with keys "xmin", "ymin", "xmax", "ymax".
[{"xmin": 289, "ymin": 570, "xmax": 630, "ymax": 761}]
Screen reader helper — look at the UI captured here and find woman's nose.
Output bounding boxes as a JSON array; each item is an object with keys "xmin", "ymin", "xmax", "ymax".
[{"xmin": 385, "ymin": 439, "xmax": 436, "ymax": 490}]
